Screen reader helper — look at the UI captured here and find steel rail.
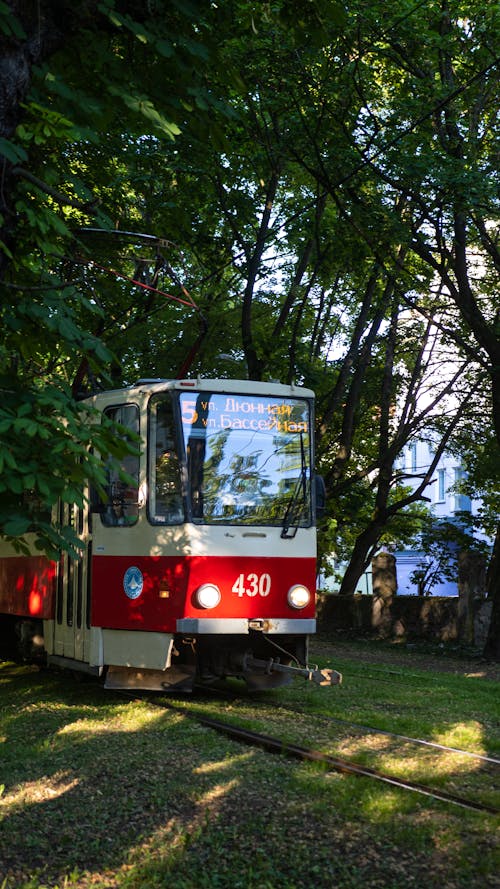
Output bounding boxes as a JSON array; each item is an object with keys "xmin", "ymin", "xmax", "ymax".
[
  {"xmin": 128, "ymin": 695, "xmax": 500, "ymax": 817},
  {"xmin": 193, "ymin": 714, "xmax": 500, "ymax": 816},
  {"xmin": 261, "ymin": 701, "xmax": 500, "ymax": 766},
  {"xmin": 309, "ymin": 712, "xmax": 500, "ymax": 765},
  {"xmin": 196, "ymin": 689, "xmax": 500, "ymax": 766}
]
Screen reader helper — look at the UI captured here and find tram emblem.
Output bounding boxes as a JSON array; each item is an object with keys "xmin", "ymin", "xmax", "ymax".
[{"xmin": 123, "ymin": 566, "xmax": 144, "ymax": 600}]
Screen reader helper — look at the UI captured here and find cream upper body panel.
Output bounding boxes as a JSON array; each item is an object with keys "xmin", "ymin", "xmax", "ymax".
[{"xmin": 92, "ymin": 518, "xmax": 316, "ymax": 559}]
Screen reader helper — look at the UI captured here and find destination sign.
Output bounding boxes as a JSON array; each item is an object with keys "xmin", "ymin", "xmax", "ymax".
[{"xmin": 179, "ymin": 393, "xmax": 309, "ymax": 435}]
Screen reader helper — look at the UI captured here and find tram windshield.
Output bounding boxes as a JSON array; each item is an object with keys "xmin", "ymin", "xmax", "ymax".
[{"xmin": 178, "ymin": 391, "xmax": 312, "ymax": 527}]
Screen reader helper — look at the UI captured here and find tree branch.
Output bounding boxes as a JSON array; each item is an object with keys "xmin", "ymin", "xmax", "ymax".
[{"xmin": 12, "ymin": 167, "xmax": 100, "ymax": 213}]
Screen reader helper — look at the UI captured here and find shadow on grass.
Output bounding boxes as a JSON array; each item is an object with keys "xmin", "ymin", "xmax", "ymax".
[{"xmin": 0, "ymin": 661, "xmax": 498, "ymax": 889}]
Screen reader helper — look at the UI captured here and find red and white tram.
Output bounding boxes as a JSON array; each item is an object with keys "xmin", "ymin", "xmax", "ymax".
[{"xmin": 0, "ymin": 378, "xmax": 339, "ymax": 691}]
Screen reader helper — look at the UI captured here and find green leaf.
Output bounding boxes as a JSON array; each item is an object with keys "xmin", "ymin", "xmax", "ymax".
[
  {"xmin": 0, "ymin": 4, "xmax": 26, "ymax": 38},
  {"xmin": 0, "ymin": 239, "xmax": 13, "ymax": 259},
  {"xmin": 156, "ymin": 39, "xmax": 174, "ymax": 58},
  {"xmin": 17, "ymin": 403, "xmax": 33, "ymax": 418},
  {"xmin": 0, "ymin": 418, "xmax": 14, "ymax": 434},
  {"xmin": 107, "ymin": 87, "xmax": 182, "ymax": 139},
  {"xmin": 0, "ymin": 137, "xmax": 27, "ymax": 164},
  {"xmin": 36, "ymin": 478, "xmax": 52, "ymax": 498},
  {"xmin": 3, "ymin": 516, "xmax": 31, "ymax": 536},
  {"xmin": 98, "ymin": 5, "xmax": 124, "ymax": 28},
  {"xmin": 2, "ymin": 450, "xmax": 17, "ymax": 469}
]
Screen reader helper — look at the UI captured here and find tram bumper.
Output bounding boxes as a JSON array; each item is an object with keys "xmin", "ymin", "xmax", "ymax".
[{"xmin": 176, "ymin": 617, "xmax": 316, "ymax": 634}]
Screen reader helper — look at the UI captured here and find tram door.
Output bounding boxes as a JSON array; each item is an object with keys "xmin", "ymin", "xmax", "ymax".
[
  {"xmin": 52, "ymin": 501, "xmax": 91, "ymax": 662},
  {"xmin": 52, "ymin": 400, "xmax": 140, "ymax": 662}
]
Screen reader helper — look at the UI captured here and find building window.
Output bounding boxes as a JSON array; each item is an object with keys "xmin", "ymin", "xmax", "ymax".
[
  {"xmin": 410, "ymin": 443, "xmax": 417, "ymax": 472},
  {"xmin": 454, "ymin": 467, "xmax": 471, "ymax": 513},
  {"xmin": 437, "ymin": 468, "xmax": 446, "ymax": 502}
]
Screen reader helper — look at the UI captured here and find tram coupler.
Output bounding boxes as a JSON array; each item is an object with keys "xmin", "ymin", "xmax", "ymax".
[
  {"xmin": 310, "ymin": 666, "xmax": 343, "ymax": 686},
  {"xmin": 242, "ymin": 654, "xmax": 342, "ymax": 687}
]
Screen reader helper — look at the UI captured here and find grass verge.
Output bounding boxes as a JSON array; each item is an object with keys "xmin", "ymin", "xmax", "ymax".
[{"xmin": 0, "ymin": 639, "xmax": 499, "ymax": 889}]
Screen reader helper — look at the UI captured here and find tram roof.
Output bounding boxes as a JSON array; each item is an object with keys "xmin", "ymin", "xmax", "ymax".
[{"xmin": 86, "ymin": 378, "xmax": 315, "ymax": 403}]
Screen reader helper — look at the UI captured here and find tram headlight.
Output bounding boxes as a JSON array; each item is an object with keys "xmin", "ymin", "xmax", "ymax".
[
  {"xmin": 195, "ymin": 583, "xmax": 221, "ymax": 609},
  {"xmin": 287, "ymin": 584, "xmax": 311, "ymax": 609}
]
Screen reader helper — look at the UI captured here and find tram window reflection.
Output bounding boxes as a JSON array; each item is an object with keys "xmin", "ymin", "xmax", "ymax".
[
  {"xmin": 149, "ymin": 395, "xmax": 184, "ymax": 524},
  {"xmin": 179, "ymin": 392, "xmax": 312, "ymax": 527},
  {"xmin": 101, "ymin": 404, "xmax": 140, "ymax": 527}
]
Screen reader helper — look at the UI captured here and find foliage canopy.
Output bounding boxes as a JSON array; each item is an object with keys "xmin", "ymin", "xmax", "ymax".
[{"xmin": 0, "ymin": 1, "xmax": 498, "ymax": 645}]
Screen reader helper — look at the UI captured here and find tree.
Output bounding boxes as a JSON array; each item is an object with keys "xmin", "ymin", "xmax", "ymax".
[
  {"xmin": 0, "ymin": 0, "xmax": 227, "ymax": 548},
  {"xmin": 250, "ymin": 0, "xmax": 499, "ymax": 644},
  {"xmin": 104, "ymin": 1, "xmax": 498, "ymax": 622},
  {"xmin": 1, "ymin": 0, "xmax": 498, "ymax": 655}
]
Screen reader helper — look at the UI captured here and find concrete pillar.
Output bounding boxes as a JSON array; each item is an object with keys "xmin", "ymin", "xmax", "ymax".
[
  {"xmin": 457, "ymin": 551, "xmax": 487, "ymax": 646},
  {"xmin": 371, "ymin": 552, "xmax": 397, "ymax": 635}
]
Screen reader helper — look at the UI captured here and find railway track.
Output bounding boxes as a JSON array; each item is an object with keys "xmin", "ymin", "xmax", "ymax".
[
  {"xmin": 182, "ymin": 686, "xmax": 500, "ymax": 765},
  {"xmin": 243, "ymin": 697, "xmax": 500, "ymax": 765},
  {"xmin": 120, "ymin": 691, "xmax": 500, "ymax": 817}
]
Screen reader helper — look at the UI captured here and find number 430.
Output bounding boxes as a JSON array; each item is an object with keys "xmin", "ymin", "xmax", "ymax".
[{"xmin": 231, "ymin": 573, "xmax": 271, "ymax": 597}]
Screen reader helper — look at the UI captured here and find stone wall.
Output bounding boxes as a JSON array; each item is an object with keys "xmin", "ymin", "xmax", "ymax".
[{"xmin": 316, "ymin": 593, "xmax": 492, "ymax": 648}]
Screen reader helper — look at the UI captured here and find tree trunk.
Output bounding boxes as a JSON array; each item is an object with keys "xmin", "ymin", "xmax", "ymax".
[
  {"xmin": 338, "ymin": 524, "xmax": 381, "ymax": 595},
  {"xmin": 483, "ymin": 526, "xmax": 500, "ymax": 660},
  {"xmin": 241, "ymin": 170, "xmax": 280, "ymax": 380}
]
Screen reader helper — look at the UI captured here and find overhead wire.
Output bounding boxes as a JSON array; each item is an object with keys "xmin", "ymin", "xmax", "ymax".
[{"xmin": 70, "ymin": 257, "xmax": 197, "ymax": 309}]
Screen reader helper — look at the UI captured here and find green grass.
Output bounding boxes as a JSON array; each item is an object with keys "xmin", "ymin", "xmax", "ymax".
[{"xmin": 0, "ymin": 640, "xmax": 499, "ymax": 889}]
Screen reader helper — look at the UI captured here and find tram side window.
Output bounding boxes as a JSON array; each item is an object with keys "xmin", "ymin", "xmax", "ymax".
[
  {"xmin": 149, "ymin": 395, "xmax": 184, "ymax": 524},
  {"xmin": 101, "ymin": 404, "xmax": 140, "ymax": 527}
]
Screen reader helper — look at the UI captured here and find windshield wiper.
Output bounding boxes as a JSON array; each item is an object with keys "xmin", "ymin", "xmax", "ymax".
[{"xmin": 281, "ymin": 433, "xmax": 308, "ymax": 539}]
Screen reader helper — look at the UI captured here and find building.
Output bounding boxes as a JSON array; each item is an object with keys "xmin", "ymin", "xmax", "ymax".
[
  {"xmin": 394, "ymin": 440, "xmax": 478, "ymax": 596},
  {"xmin": 319, "ymin": 439, "xmax": 486, "ymax": 597}
]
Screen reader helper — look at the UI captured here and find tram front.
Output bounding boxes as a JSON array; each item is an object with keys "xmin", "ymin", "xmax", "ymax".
[{"xmin": 92, "ymin": 379, "xmax": 336, "ymax": 691}]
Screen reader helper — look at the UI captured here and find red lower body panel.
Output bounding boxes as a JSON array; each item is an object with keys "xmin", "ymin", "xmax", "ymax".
[
  {"xmin": 0, "ymin": 556, "xmax": 56, "ymax": 619},
  {"xmin": 91, "ymin": 554, "xmax": 316, "ymax": 632}
]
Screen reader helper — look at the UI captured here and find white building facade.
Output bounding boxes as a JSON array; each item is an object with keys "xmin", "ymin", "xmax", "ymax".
[
  {"xmin": 320, "ymin": 440, "xmax": 485, "ymax": 597},
  {"xmin": 394, "ymin": 441, "xmax": 474, "ymax": 596}
]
